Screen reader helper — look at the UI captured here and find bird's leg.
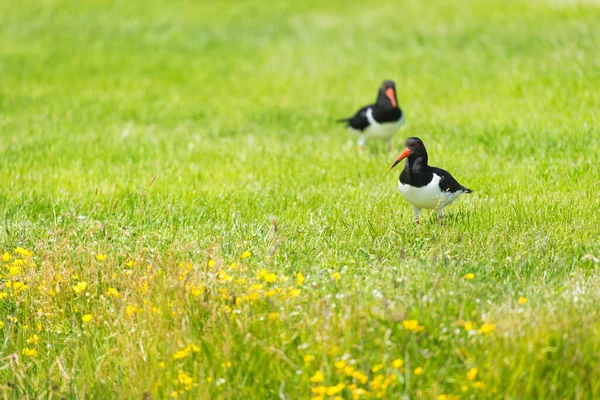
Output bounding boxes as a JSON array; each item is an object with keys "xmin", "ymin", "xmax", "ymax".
[
  {"xmin": 437, "ymin": 209, "xmax": 444, "ymax": 224},
  {"xmin": 412, "ymin": 206, "xmax": 422, "ymax": 225},
  {"xmin": 357, "ymin": 138, "xmax": 365, "ymax": 155}
]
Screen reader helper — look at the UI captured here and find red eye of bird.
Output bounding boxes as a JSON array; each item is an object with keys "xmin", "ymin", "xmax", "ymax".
[{"xmin": 414, "ymin": 142, "xmax": 419, "ymax": 147}]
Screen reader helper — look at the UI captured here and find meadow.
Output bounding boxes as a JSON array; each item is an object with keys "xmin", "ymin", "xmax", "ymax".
[{"xmin": 1, "ymin": 0, "xmax": 600, "ymax": 398}]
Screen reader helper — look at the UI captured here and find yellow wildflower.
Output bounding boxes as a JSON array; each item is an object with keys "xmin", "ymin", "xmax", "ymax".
[
  {"xmin": 138, "ymin": 281, "xmax": 149, "ymax": 294},
  {"xmin": 478, "ymin": 323, "xmax": 496, "ymax": 334},
  {"xmin": 96, "ymin": 254, "xmax": 106, "ymax": 261},
  {"xmin": 268, "ymin": 312, "xmax": 278, "ymax": 320},
  {"xmin": 296, "ymin": 272, "xmax": 305, "ymax": 286},
  {"xmin": 344, "ymin": 365, "xmax": 355, "ymax": 376},
  {"xmin": 173, "ymin": 349, "xmax": 189, "ymax": 359},
  {"xmin": 414, "ymin": 367, "xmax": 423, "ymax": 375},
  {"xmin": 518, "ymin": 296, "xmax": 527, "ymax": 304},
  {"xmin": 332, "ymin": 272, "xmax": 341, "ymax": 281},
  {"xmin": 191, "ymin": 285, "xmax": 203, "ymax": 297},
  {"xmin": 0, "ymin": 321, "xmax": 4, "ymax": 329},
  {"xmin": 312, "ymin": 386, "xmax": 327, "ymax": 395},
  {"xmin": 310, "ymin": 371, "xmax": 325, "ymax": 383},
  {"xmin": 105, "ymin": 288, "xmax": 120, "ymax": 298},
  {"xmin": 464, "ymin": 321, "xmax": 474, "ymax": 331},
  {"xmin": 326, "ymin": 383, "xmax": 345, "ymax": 396},
  {"xmin": 392, "ymin": 359, "xmax": 404, "ymax": 369},
  {"xmin": 82, "ymin": 314, "xmax": 93, "ymax": 323},
  {"xmin": 15, "ymin": 247, "xmax": 32, "ymax": 258},
  {"xmin": 403, "ymin": 320, "xmax": 419, "ymax": 331},
  {"xmin": 9, "ymin": 266, "xmax": 20, "ymax": 276},
  {"xmin": 0, "ymin": 292, "xmax": 8, "ymax": 300},
  {"xmin": 189, "ymin": 344, "xmax": 200, "ymax": 352},
  {"xmin": 371, "ymin": 364, "xmax": 384, "ymax": 373},
  {"xmin": 241, "ymin": 251, "xmax": 252, "ymax": 259},
  {"xmin": 304, "ymin": 354, "xmax": 315, "ymax": 365},
  {"xmin": 126, "ymin": 260, "xmax": 136, "ymax": 267},
  {"xmin": 464, "ymin": 273, "xmax": 475, "ymax": 280},
  {"xmin": 288, "ymin": 289, "xmax": 301, "ymax": 298},
  {"xmin": 438, "ymin": 395, "xmax": 448, "ymax": 400},
  {"xmin": 472, "ymin": 381, "xmax": 486, "ymax": 389},
  {"xmin": 22, "ymin": 348, "xmax": 37, "ymax": 357},
  {"xmin": 467, "ymin": 367, "xmax": 478, "ymax": 381},
  {"xmin": 12, "ymin": 259, "xmax": 24, "ymax": 267},
  {"xmin": 26, "ymin": 334, "xmax": 40, "ymax": 345},
  {"xmin": 73, "ymin": 281, "xmax": 88, "ymax": 294},
  {"xmin": 334, "ymin": 360, "xmax": 346, "ymax": 369},
  {"xmin": 208, "ymin": 259, "xmax": 216, "ymax": 268},
  {"xmin": 125, "ymin": 304, "xmax": 138, "ymax": 317},
  {"xmin": 352, "ymin": 370, "xmax": 368, "ymax": 384},
  {"xmin": 12, "ymin": 281, "xmax": 28, "ymax": 293},
  {"xmin": 2, "ymin": 252, "xmax": 11, "ymax": 262},
  {"xmin": 264, "ymin": 273, "xmax": 277, "ymax": 283}
]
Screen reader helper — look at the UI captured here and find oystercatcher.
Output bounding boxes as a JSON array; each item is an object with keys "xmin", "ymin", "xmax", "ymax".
[
  {"xmin": 337, "ymin": 80, "xmax": 404, "ymax": 154},
  {"xmin": 389, "ymin": 137, "xmax": 472, "ymax": 224}
]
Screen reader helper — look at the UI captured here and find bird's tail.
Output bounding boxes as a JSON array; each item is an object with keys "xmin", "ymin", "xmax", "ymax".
[
  {"xmin": 335, "ymin": 117, "xmax": 349, "ymax": 123},
  {"xmin": 462, "ymin": 186, "xmax": 473, "ymax": 193}
]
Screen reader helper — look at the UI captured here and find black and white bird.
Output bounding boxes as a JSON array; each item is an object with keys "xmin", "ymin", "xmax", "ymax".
[
  {"xmin": 389, "ymin": 137, "xmax": 472, "ymax": 224},
  {"xmin": 337, "ymin": 80, "xmax": 404, "ymax": 154}
]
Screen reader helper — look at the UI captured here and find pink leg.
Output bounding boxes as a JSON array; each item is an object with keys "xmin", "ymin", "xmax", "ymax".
[{"xmin": 413, "ymin": 206, "xmax": 421, "ymax": 225}]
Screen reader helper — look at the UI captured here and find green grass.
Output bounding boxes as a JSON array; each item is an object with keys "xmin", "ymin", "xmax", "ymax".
[{"xmin": 1, "ymin": 0, "xmax": 600, "ymax": 398}]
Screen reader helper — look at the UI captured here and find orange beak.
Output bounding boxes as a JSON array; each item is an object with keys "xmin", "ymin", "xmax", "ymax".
[
  {"xmin": 388, "ymin": 148, "xmax": 411, "ymax": 170},
  {"xmin": 385, "ymin": 88, "xmax": 397, "ymax": 107}
]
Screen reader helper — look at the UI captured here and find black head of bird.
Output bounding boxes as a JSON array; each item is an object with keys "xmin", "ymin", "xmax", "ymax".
[
  {"xmin": 388, "ymin": 137, "xmax": 427, "ymax": 170},
  {"xmin": 377, "ymin": 80, "xmax": 398, "ymax": 109}
]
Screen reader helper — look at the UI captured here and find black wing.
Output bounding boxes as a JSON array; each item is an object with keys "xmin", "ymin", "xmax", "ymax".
[
  {"xmin": 431, "ymin": 167, "xmax": 472, "ymax": 193},
  {"xmin": 336, "ymin": 105, "xmax": 372, "ymax": 132}
]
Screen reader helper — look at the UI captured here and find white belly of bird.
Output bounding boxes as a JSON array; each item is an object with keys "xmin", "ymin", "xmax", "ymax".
[
  {"xmin": 398, "ymin": 174, "xmax": 463, "ymax": 210},
  {"xmin": 350, "ymin": 109, "xmax": 404, "ymax": 140}
]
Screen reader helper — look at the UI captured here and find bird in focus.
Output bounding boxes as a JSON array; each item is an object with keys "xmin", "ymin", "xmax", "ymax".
[
  {"xmin": 389, "ymin": 137, "xmax": 472, "ymax": 224},
  {"xmin": 337, "ymin": 80, "xmax": 404, "ymax": 154}
]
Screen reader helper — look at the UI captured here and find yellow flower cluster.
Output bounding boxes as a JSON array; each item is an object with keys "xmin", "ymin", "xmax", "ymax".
[
  {"xmin": 173, "ymin": 370, "xmax": 195, "ymax": 395},
  {"xmin": 310, "ymin": 357, "xmax": 406, "ymax": 399},
  {"xmin": 73, "ymin": 281, "xmax": 88, "ymax": 295},
  {"xmin": 478, "ymin": 323, "xmax": 496, "ymax": 334},
  {"xmin": 402, "ymin": 319, "xmax": 424, "ymax": 332},
  {"xmin": 105, "ymin": 287, "xmax": 120, "ymax": 298},
  {"xmin": 241, "ymin": 250, "xmax": 252, "ymax": 259},
  {"xmin": 173, "ymin": 344, "xmax": 201, "ymax": 359},
  {"xmin": 2, "ymin": 248, "xmax": 34, "ymax": 298}
]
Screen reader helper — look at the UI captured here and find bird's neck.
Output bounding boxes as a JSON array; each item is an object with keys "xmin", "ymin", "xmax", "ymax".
[
  {"xmin": 400, "ymin": 153, "xmax": 431, "ymax": 187},
  {"xmin": 406, "ymin": 154, "xmax": 428, "ymax": 172},
  {"xmin": 376, "ymin": 93, "xmax": 396, "ymax": 109},
  {"xmin": 404, "ymin": 155, "xmax": 429, "ymax": 181}
]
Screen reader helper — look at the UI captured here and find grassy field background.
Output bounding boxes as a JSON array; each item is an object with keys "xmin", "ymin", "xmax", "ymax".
[{"xmin": 1, "ymin": 0, "xmax": 600, "ymax": 398}]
